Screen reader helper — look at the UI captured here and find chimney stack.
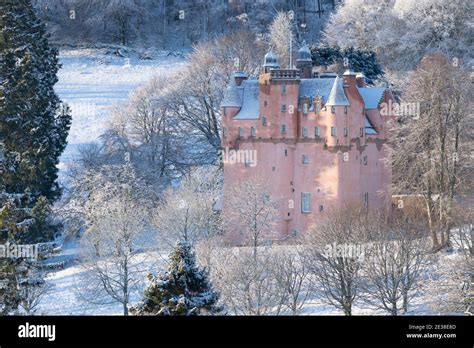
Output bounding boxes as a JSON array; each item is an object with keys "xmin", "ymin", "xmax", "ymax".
[
  {"xmin": 355, "ymin": 72, "xmax": 366, "ymax": 87},
  {"xmin": 233, "ymin": 71, "xmax": 248, "ymax": 86}
]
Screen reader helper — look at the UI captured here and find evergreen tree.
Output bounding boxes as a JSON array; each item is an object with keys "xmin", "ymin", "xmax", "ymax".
[
  {"xmin": 0, "ymin": 0, "xmax": 70, "ymax": 242},
  {"xmin": 0, "ymin": 0, "xmax": 71, "ymax": 202},
  {"xmin": 131, "ymin": 241, "xmax": 221, "ymax": 316},
  {"xmin": 310, "ymin": 44, "xmax": 384, "ymax": 84}
]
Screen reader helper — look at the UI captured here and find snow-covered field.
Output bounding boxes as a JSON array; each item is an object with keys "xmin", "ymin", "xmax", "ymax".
[
  {"xmin": 55, "ymin": 48, "xmax": 185, "ymax": 180},
  {"xmin": 35, "ymin": 48, "xmax": 185, "ymax": 315},
  {"xmin": 36, "ymin": 243, "xmax": 444, "ymax": 315}
]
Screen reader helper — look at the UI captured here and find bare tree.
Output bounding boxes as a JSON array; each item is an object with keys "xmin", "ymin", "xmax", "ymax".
[
  {"xmin": 271, "ymin": 248, "xmax": 312, "ymax": 315},
  {"xmin": 76, "ymin": 167, "xmax": 151, "ymax": 316},
  {"xmin": 304, "ymin": 205, "xmax": 370, "ymax": 316},
  {"xmin": 212, "ymin": 247, "xmax": 284, "ymax": 315},
  {"xmin": 391, "ymin": 54, "xmax": 474, "ymax": 250},
  {"xmin": 269, "ymin": 11, "xmax": 296, "ymax": 68},
  {"xmin": 428, "ymin": 206, "xmax": 474, "ymax": 315},
  {"xmin": 224, "ymin": 177, "xmax": 279, "ymax": 259},
  {"xmin": 362, "ymin": 214, "xmax": 432, "ymax": 315},
  {"xmin": 153, "ymin": 166, "xmax": 222, "ymax": 247}
]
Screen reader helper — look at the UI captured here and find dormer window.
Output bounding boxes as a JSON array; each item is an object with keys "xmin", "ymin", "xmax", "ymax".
[
  {"xmin": 303, "ymin": 102, "xmax": 308, "ymax": 114},
  {"xmin": 315, "ymin": 103, "xmax": 321, "ymax": 114},
  {"xmin": 281, "ymin": 104, "xmax": 287, "ymax": 113}
]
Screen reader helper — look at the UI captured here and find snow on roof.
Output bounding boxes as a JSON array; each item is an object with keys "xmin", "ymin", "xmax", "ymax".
[
  {"xmin": 326, "ymin": 76, "xmax": 349, "ymax": 106},
  {"xmin": 299, "ymin": 78, "xmax": 335, "ymax": 103},
  {"xmin": 221, "ymin": 78, "xmax": 243, "ymax": 108},
  {"xmin": 233, "ymin": 71, "xmax": 248, "ymax": 78},
  {"xmin": 233, "ymin": 80, "xmax": 260, "ymax": 120},
  {"xmin": 357, "ymin": 87, "xmax": 386, "ymax": 109},
  {"xmin": 365, "ymin": 115, "xmax": 378, "ymax": 135}
]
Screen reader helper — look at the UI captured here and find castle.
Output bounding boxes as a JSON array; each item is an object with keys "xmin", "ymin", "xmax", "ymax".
[{"xmin": 221, "ymin": 43, "xmax": 396, "ymax": 239}]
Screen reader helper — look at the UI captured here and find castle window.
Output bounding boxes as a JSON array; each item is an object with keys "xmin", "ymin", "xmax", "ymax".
[
  {"xmin": 344, "ymin": 106, "xmax": 348, "ymax": 114},
  {"xmin": 319, "ymin": 205, "xmax": 324, "ymax": 212},
  {"xmin": 250, "ymin": 127, "xmax": 256, "ymax": 137},
  {"xmin": 344, "ymin": 127, "xmax": 348, "ymax": 137},
  {"xmin": 281, "ymin": 104, "xmax": 287, "ymax": 113},
  {"xmin": 315, "ymin": 103, "xmax": 321, "ymax": 114},
  {"xmin": 223, "ymin": 108, "xmax": 227, "ymax": 116},
  {"xmin": 303, "ymin": 102, "xmax": 308, "ymax": 114},
  {"xmin": 331, "ymin": 126, "xmax": 337, "ymax": 137},
  {"xmin": 281, "ymin": 124, "xmax": 287, "ymax": 134},
  {"xmin": 264, "ymin": 100, "xmax": 268, "ymax": 107},
  {"xmin": 282, "ymin": 85, "xmax": 287, "ymax": 95},
  {"xmin": 363, "ymin": 156, "xmax": 368, "ymax": 165},
  {"xmin": 331, "ymin": 106, "xmax": 336, "ymax": 114},
  {"xmin": 223, "ymin": 127, "xmax": 228, "ymax": 137},
  {"xmin": 364, "ymin": 192, "xmax": 369, "ymax": 209},
  {"xmin": 245, "ymin": 156, "xmax": 252, "ymax": 167},
  {"xmin": 285, "ymin": 149, "xmax": 288, "ymax": 157},
  {"xmin": 315, "ymin": 127, "xmax": 320, "ymax": 137},
  {"xmin": 301, "ymin": 193, "xmax": 311, "ymax": 213},
  {"xmin": 302, "ymin": 154, "xmax": 309, "ymax": 164},
  {"xmin": 360, "ymin": 127, "xmax": 364, "ymax": 137},
  {"xmin": 238, "ymin": 127, "xmax": 244, "ymax": 138},
  {"xmin": 302, "ymin": 127, "xmax": 308, "ymax": 138},
  {"xmin": 262, "ymin": 116, "xmax": 267, "ymax": 127}
]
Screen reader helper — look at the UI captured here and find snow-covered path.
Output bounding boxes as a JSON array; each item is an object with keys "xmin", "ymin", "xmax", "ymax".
[{"xmin": 55, "ymin": 48, "xmax": 184, "ymax": 179}]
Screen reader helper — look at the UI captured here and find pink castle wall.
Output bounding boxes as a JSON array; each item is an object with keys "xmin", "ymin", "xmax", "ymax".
[{"xmin": 222, "ymin": 66, "xmax": 395, "ymax": 242}]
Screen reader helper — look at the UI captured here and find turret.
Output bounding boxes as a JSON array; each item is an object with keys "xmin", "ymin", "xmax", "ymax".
[
  {"xmin": 263, "ymin": 50, "xmax": 280, "ymax": 73},
  {"xmin": 296, "ymin": 41, "xmax": 312, "ymax": 78}
]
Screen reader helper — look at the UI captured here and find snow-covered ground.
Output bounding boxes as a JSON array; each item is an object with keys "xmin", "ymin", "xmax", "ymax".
[
  {"xmin": 35, "ymin": 48, "xmax": 185, "ymax": 315},
  {"xmin": 55, "ymin": 48, "xmax": 185, "ymax": 180},
  {"xmin": 38, "ymin": 237, "xmax": 456, "ymax": 315}
]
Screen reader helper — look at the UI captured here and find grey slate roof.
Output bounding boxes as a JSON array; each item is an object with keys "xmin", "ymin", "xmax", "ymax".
[
  {"xmin": 221, "ymin": 78, "xmax": 242, "ymax": 108},
  {"xmin": 233, "ymin": 80, "xmax": 260, "ymax": 120},
  {"xmin": 364, "ymin": 115, "xmax": 378, "ymax": 135},
  {"xmin": 326, "ymin": 76, "xmax": 350, "ymax": 106},
  {"xmin": 357, "ymin": 87, "xmax": 386, "ymax": 109},
  {"xmin": 221, "ymin": 73, "xmax": 388, "ymax": 122},
  {"xmin": 299, "ymin": 78, "xmax": 335, "ymax": 104}
]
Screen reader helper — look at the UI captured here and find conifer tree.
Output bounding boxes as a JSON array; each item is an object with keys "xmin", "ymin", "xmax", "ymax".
[
  {"xmin": 0, "ymin": 0, "xmax": 70, "ymax": 242},
  {"xmin": 131, "ymin": 241, "xmax": 221, "ymax": 316},
  {"xmin": 0, "ymin": 0, "xmax": 71, "ymax": 202}
]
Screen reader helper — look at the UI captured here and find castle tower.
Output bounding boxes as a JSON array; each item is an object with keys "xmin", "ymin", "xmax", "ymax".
[
  {"xmin": 296, "ymin": 41, "xmax": 312, "ymax": 78},
  {"xmin": 262, "ymin": 50, "xmax": 280, "ymax": 73}
]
